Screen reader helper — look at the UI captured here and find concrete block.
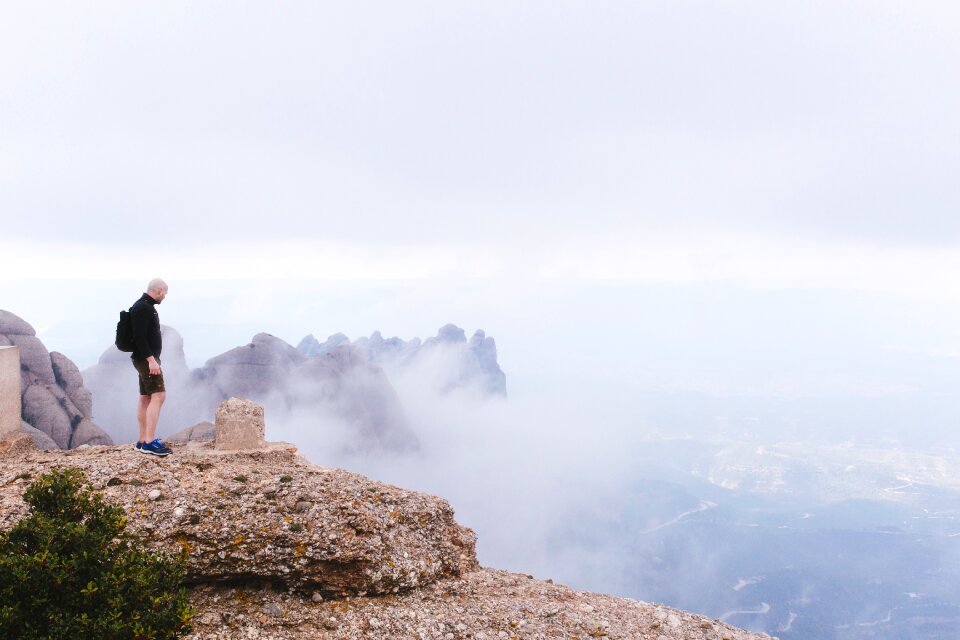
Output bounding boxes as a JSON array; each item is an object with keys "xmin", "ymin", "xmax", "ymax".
[
  {"xmin": 0, "ymin": 347, "xmax": 22, "ymax": 441},
  {"xmin": 214, "ymin": 397, "xmax": 265, "ymax": 450}
]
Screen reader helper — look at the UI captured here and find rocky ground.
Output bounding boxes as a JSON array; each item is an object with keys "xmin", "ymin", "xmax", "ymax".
[
  {"xmin": 0, "ymin": 443, "xmax": 773, "ymax": 640},
  {"xmin": 184, "ymin": 568, "xmax": 768, "ymax": 640}
]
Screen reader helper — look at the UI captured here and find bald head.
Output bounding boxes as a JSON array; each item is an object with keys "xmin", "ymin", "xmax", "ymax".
[{"xmin": 146, "ymin": 278, "xmax": 168, "ymax": 303}]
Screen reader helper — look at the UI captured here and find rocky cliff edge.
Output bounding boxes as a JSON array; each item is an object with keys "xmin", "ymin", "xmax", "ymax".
[{"xmin": 0, "ymin": 445, "xmax": 771, "ymax": 640}]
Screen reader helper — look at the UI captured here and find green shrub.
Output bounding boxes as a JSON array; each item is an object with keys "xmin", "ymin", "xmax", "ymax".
[{"xmin": 0, "ymin": 468, "xmax": 193, "ymax": 640}]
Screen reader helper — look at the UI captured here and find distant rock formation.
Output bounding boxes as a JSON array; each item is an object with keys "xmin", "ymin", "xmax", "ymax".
[
  {"xmin": 300, "ymin": 324, "xmax": 507, "ymax": 397},
  {"xmin": 83, "ymin": 328, "xmax": 416, "ymax": 452},
  {"xmin": 0, "ymin": 310, "xmax": 112, "ymax": 449}
]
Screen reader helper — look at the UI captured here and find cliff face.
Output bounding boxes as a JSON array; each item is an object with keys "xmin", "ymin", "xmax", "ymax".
[
  {"xmin": 0, "ymin": 310, "xmax": 112, "ymax": 450},
  {"xmin": 0, "ymin": 445, "xmax": 771, "ymax": 640}
]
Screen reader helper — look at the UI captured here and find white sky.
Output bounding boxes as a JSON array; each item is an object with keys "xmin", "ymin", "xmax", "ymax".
[{"xmin": 2, "ymin": 1, "xmax": 960, "ymax": 398}]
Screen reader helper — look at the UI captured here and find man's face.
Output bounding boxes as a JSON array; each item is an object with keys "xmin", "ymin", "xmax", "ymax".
[{"xmin": 149, "ymin": 288, "xmax": 168, "ymax": 304}]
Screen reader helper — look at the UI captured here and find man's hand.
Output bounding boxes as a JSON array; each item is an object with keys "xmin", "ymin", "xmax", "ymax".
[{"xmin": 147, "ymin": 356, "xmax": 161, "ymax": 375}]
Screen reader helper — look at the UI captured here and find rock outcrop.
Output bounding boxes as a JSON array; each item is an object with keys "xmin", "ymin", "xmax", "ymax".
[
  {"xmin": 0, "ymin": 445, "xmax": 769, "ymax": 640},
  {"xmin": 302, "ymin": 323, "xmax": 508, "ymax": 397},
  {"xmin": 0, "ymin": 310, "xmax": 112, "ymax": 449}
]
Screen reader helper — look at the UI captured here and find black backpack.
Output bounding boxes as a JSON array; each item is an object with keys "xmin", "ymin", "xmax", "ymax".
[{"xmin": 115, "ymin": 310, "xmax": 135, "ymax": 352}]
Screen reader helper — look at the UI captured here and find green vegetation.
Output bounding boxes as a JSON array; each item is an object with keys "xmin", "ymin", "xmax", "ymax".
[{"xmin": 0, "ymin": 468, "xmax": 193, "ymax": 639}]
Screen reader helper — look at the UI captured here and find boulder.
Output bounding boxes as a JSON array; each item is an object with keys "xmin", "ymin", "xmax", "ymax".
[
  {"xmin": 6, "ymin": 335, "xmax": 55, "ymax": 385},
  {"xmin": 0, "ymin": 310, "xmax": 35, "ymax": 336},
  {"xmin": 48, "ymin": 383, "xmax": 85, "ymax": 427},
  {"xmin": 50, "ymin": 351, "xmax": 84, "ymax": 392},
  {"xmin": 67, "ymin": 386, "xmax": 93, "ymax": 420},
  {"xmin": 70, "ymin": 418, "xmax": 114, "ymax": 448},
  {"xmin": 167, "ymin": 421, "xmax": 215, "ymax": 443},
  {"xmin": 20, "ymin": 421, "xmax": 57, "ymax": 450},
  {"xmin": 21, "ymin": 384, "xmax": 72, "ymax": 449}
]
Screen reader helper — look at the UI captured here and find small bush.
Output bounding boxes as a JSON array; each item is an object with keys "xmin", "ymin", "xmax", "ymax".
[
  {"xmin": 279, "ymin": 475, "xmax": 292, "ymax": 483},
  {"xmin": 0, "ymin": 468, "xmax": 193, "ymax": 640}
]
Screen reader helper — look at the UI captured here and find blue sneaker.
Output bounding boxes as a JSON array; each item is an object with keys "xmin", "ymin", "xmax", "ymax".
[
  {"xmin": 135, "ymin": 441, "xmax": 143, "ymax": 451},
  {"xmin": 140, "ymin": 439, "xmax": 171, "ymax": 456}
]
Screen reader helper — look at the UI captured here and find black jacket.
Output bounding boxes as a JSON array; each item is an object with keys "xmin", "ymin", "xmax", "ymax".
[{"xmin": 130, "ymin": 293, "xmax": 162, "ymax": 360}]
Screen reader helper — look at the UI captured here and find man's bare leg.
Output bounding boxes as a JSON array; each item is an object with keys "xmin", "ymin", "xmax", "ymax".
[
  {"xmin": 144, "ymin": 391, "xmax": 166, "ymax": 442},
  {"xmin": 137, "ymin": 395, "xmax": 150, "ymax": 443}
]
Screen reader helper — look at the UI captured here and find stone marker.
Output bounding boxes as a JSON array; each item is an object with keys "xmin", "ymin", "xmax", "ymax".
[
  {"xmin": 0, "ymin": 346, "xmax": 31, "ymax": 455},
  {"xmin": 214, "ymin": 397, "xmax": 265, "ymax": 450},
  {"xmin": 0, "ymin": 347, "xmax": 22, "ymax": 439}
]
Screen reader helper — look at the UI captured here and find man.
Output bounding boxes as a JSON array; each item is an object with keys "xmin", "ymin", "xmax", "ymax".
[{"xmin": 130, "ymin": 278, "xmax": 172, "ymax": 456}]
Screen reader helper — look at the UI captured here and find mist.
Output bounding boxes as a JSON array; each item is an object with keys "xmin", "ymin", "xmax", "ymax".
[{"xmin": 4, "ymin": 1, "xmax": 960, "ymax": 636}]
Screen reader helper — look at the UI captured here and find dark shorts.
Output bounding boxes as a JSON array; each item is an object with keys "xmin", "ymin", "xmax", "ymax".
[{"xmin": 132, "ymin": 357, "xmax": 165, "ymax": 396}]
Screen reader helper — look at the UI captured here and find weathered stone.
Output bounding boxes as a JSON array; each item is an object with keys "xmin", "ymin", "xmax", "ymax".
[
  {"xmin": 67, "ymin": 386, "xmax": 93, "ymax": 419},
  {"xmin": 0, "ymin": 347, "xmax": 22, "ymax": 442},
  {"xmin": 48, "ymin": 383, "xmax": 84, "ymax": 426},
  {"xmin": 21, "ymin": 384, "xmax": 72, "ymax": 449},
  {"xmin": 70, "ymin": 418, "xmax": 114, "ymax": 448},
  {"xmin": 20, "ymin": 422, "xmax": 57, "ymax": 450},
  {"xmin": 6, "ymin": 335, "xmax": 55, "ymax": 385},
  {"xmin": 47, "ymin": 351, "xmax": 94, "ymax": 418},
  {"xmin": 167, "ymin": 421, "xmax": 215, "ymax": 443},
  {"xmin": 50, "ymin": 351, "xmax": 84, "ymax": 392},
  {"xmin": 0, "ymin": 310, "xmax": 35, "ymax": 336},
  {"xmin": 215, "ymin": 397, "xmax": 265, "ymax": 450}
]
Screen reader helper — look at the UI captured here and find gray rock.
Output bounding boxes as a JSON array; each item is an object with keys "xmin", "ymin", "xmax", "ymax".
[
  {"xmin": 6, "ymin": 335, "xmax": 55, "ymax": 385},
  {"xmin": 468, "ymin": 330, "xmax": 507, "ymax": 396},
  {"xmin": 70, "ymin": 418, "xmax": 114, "ymax": 448},
  {"xmin": 0, "ymin": 335, "xmax": 11, "ymax": 346},
  {"xmin": 0, "ymin": 310, "xmax": 36, "ymax": 336},
  {"xmin": 20, "ymin": 421, "xmax": 58, "ymax": 450},
  {"xmin": 21, "ymin": 385, "xmax": 72, "ymax": 449},
  {"xmin": 202, "ymin": 332, "xmax": 306, "ymax": 398},
  {"xmin": 50, "ymin": 351, "xmax": 84, "ymax": 392},
  {"xmin": 167, "ymin": 421, "xmax": 215, "ymax": 443},
  {"xmin": 50, "ymin": 351, "xmax": 93, "ymax": 418},
  {"xmin": 424, "ymin": 324, "xmax": 468, "ymax": 347},
  {"xmin": 67, "ymin": 386, "xmax": 93, "ymax": 420},
  {"xmin": 48, "ymin": 383, "xmax": 84, "ymax": 427}
]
